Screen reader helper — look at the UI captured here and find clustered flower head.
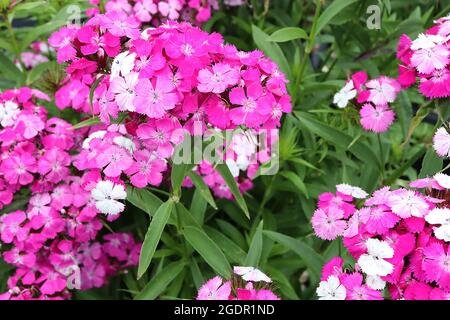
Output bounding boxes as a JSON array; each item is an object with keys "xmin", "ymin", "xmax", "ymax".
[
  {"xmin": 197, "ymin": 266, "xmax": 279, "ymax": 300},
  {"xmin": 50, "ymin": 18, "xmax": 291, "ymax": 199},
  {"xmin": 333, "ymin": 71, "xmax": 401, "ymax": 133},
  {"xmin": 17, "ymin": 42, "xmax": 50, "ymax": 70},
  {"xmin": 87, "ymin": 0, "xmax": 244, "ymax": 26},
  {"xmin": 0, "ymin": 88, "xmax": 140, "ymax": 300},
  {"xmin": 397, "ymin": 15, "xmax": 450, "ymax": 98},
  {"xmin": 312, "ymin": 175, "xmax": 450, "ymax": 300}
]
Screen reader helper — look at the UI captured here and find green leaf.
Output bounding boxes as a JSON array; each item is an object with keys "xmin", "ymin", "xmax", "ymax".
[
  {"xmin": 126, "ymin": 186, "xmax": 163, "ymax": 217},
  {"xmin": 264, "ymin": 231, "xmax": 324, "ymax": 283},
  {"xmin": 26, "ymin": 61, "xmax": 54, "ymax": 85},
  {"xmin": 0, "ymin": 52, "xmax": 23, "ymax": 83},
  {"xmin": 134, "ymin": 260, "xmax": 185, "ymax": 300},
  {"xmin": 251, "ymin": 25, "xmax": 290, "ymax": 77},
  {"xmin": 419, "ymin": 148, "xmax": 443, "ymax": 178},
  {"xmin": 267, "ymin": 27, "xmax": 308, "ymax": 42},
  {"xmin": 314, "ymin": 0, "xmax": 358, "ymax": 36},
  {"xmin": 89, "ymin": 75, "xmax": 105, "ymax": 115},
  {"xmin": 264, "ymin": 266, "xmax": 300, "ymax": 300},
  {"xmin": 190, "ymin": 189, "xmax": 207, "ymax": 225},
  {"xmin": 171, "ymin": 163, "xmax": 193, "ymax": 196},
  {"xmin": 13, "ymin": 1, "xmax": 47, "ymax": 12},
  {"xmin": 20, "ymin": 5, "xmax": 78, "ymax": 50},
  {"xmin": 280, "ymin": 171, "xmax": 309, "ymax": 198},
  {"xmin": 182, "ymin": 225, "xmax": 231, "ymax": 279},
  {"xmin": 204, "ymin": 226, "xmax": 246, "ymax": 265},
  {"xmin": 245, "ymin": 221, "xmax": 264, "ymax": 266},
  {"xmin": 295, "ymin": 111, "xmax": 381, "ymax": 171},
  {"xmin": 188, "ymin": 171, "xmax": 217, "ymax": 210},
  {"xmin": 137, "ymin": 200, "xmax": 174, "ymax": 279},
  {"xmin": 72, "ymin": 117, "xmax": 101, "ymax": 130},
  {"xmin": 216, "ymin": 164, "xmax": 249, "ymax": 218}
]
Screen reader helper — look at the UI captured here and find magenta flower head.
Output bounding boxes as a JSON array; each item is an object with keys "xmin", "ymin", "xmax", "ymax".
[{"xmin": 313, "ymin": 174, "xmax": 450, "ymax": 300}]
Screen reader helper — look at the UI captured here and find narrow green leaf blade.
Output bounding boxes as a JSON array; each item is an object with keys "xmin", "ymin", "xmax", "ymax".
[
  {"xmin": 137, "ymin": 200, "xmax": 174, "ymax": 279},
  {"xmin": 126, "ymin": 186, "xmax": 163, "ymax": 217},
  {"xmin": 135, "ymin": 260, "xmax": 185, "ymax": 300},
  {"xmin": 315, "ymin": 0, "xmax": 358, "ymax": 36},
  {"xmin": 188, "ymin": 171, "xmax": 217, "ymax": 209},
  {"xmin": 264, "ymin": 230, "xmax": 324, "ymax": 282},
  {"xmin": 182, "ymin": 225, "xmax": 231, "ymax": 279},
  {"xmin": 251, "ymin": 25, "xmax": 290, "ymax": 77},
  {"xmin": 216, "ymin": 164, "xmax": 249, "ymax": 218},
  {"xmin": 267, "ymin": 27, "xmax": 308, "ymax": 42},
  {"xmin": 244, "ymin": 221, "xmax": 264, "ymax": 266}
]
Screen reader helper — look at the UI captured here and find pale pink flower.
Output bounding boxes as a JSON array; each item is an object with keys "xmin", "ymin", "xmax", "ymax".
[
  {"xmin": 134, "ymin": 77, "xmax": 178, "ymax": 118},
  {"xmin": 197, "ymin": 276, "xmax": 231, "ymax": 300},
  {"xmin": 359, "ymin": 104, "xmax": 395, "ymax": 133},
  {"xmin": 312, "ymin": 207, "xmax": 348, "ymax": 240}
]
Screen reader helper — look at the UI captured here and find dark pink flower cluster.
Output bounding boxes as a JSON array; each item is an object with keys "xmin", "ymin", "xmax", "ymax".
[
  {"xmin": 197, "ymin": 266, "xmax": 279, "ymax": 300},
  {"xmin": 0, "ymin": 89, "xmax": 140, "ymax": 300},
  {"xmin": 333, "ymin": 71, "xmax": 401, "ymax": 133},
  {"xmin": 86, "ymin": 0, "xmax": 238, "ymax": 26},
  {"xmin": 50, "ymin": 19, "xmax": 291, "ymax": 198},
  {"xmin": 397, "ymin": 16, "xmax": 450, "ymax": 98},
  {"xmin": 313, "ymin": 176, "xmax": 450, "ymax": 300}
]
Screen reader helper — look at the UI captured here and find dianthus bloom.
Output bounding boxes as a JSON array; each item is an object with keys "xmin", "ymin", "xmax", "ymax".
[
  {"xmin": 0, "ymin": 88, "xmax": 140, "ymax": 300},
  {"xmin": 396, "ymin": 16, "xmax": 450, "ymax": 98},
  {"xmin": 51, "ymin": 19, "xmax": 291, "ymax": 199},
  {"xmin": 332, "ymin": 71, "xmax": 400, "ymax": 133},
  {"xmin": 87, "ymin": 0, "xmax": 243, "ymax": 25},
  {"xmin": 433, "ymin": 125, "xmax": 450, "ymax": 157},
  {"xmin": 197, "ymin": 266, "xmax": 279, "ymax": 300},
  {"xmin": 313, "ymin": 173, "xmax": 450, "ymax": 300}
]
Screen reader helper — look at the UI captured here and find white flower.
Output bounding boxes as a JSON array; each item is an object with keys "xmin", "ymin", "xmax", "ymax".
[
  {"xmin": 91, "ymin": 180, "xmax": 127, "ymax": 215},
  {"xmin": 111, "ymin": 51, "xmax": 136, "ymax": 80},
  {"xmin": 425, "ymin": 208, "xmax": 450, "ymax": 242},
  {"xmin": 233, "ymin": 266, "xmax": 272, "ymax": 283},
  {"xmin": 226, "ymin": 159, "xmax": 240, "ymax": 178},
  {"xmin": 113, "ymin": 136, "xmax": 136, "ymax": 153},
  {"xmin": 0, "ymin": 101, "xmax": 20, "ymax": 127},
  {"xmin": 358, "ymin": 238, "xmax": 394, "ymax": 276},
  {"xmin": 411, "ymin": 33, "xmax": 445, "ymax": 50},
  {"xmin": 434, "ymin": 173, "xmax": 450, "ymax": 189},
  {"xmin": 236, "ymin": 155, "xmax": 250, "ymax": 171},
  {"xmin": 366, "ymin": 275, "xmax": 386, "ymax": 291},
  {"xmin": 336, "ymin": 183, "xmax": 368, "ymax": 199},
  {"xmin": 387, "ymin": 189, "xmax": 429, "ymax": 218},
  {"xmin": 333, "ymin": 80, "xmax": 357, "ymax": 109},
  {"xmin": 316, "ymin": 275, "xmax": 346, "ymax": 300},
  {"xmin": 82, "ymin": 130, "xmax": 107, "ymax": 149}
]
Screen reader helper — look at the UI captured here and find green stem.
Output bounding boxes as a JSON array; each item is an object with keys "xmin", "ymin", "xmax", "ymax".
[
  {"xmin": 257, "ymin": 175, "xmax": 276, "ymax": 216},
  {"xmin": 377, "ymin": 134, "xmax": 385, "ymax": 183},
  {"xmin": 293, "ymin": 0, "xmax": 321, "ymax": 103},
  {"xmin": 3, "ymin": 12, "xmax": 25, "ymax": 69}
]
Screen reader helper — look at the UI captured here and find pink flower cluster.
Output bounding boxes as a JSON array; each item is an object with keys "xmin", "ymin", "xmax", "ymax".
[
  {"xmin": 397, "ymin": 16, "xmax": 450, "ymax": 99},
  {"xmin": 50, "ymin": 19, "xmax": 291, "ymax": 198},
  {"xmin": 87, "ymin": 0, "xmax": 224, "ymax": 25},
  {"xmin": 312, "ymin": 177, "xmax": 450, "ymax": 300},
  {"xmin": 183, "ymin": 130, "xmax": 274, "ymax": 199},
  {"xmin": 0, "ymin": 88, "xmax": 140, "ymax": 299},
  {"xmin": 18, "ymin": 42, "xmax": 49, "ymax": 70},
  {"xmin": 333, "ymin": 71, "xmax": 401, "ymax": 133},
  {"xmin": 197, "ymin": 266, "xmax": 279, "ymax": 300}
]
